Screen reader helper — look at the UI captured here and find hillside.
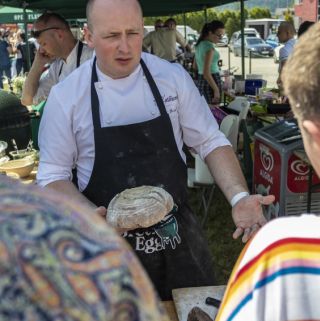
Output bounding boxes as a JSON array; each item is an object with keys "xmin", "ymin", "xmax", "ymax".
[{"xmin": 218, "ymin": 0, "xmax": 295, "ymax": 13}]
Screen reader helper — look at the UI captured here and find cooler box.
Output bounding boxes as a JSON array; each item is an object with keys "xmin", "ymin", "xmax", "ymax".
[
  {"xmin": 244, "ymin": 79, "xmax": 265, "ymax": 95},
  {"xmin": 253, "ymin": 119, "xmax": 320, "ymax": 219}
]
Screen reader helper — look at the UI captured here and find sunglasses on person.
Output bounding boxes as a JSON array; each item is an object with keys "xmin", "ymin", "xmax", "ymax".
[{"xmin": 31, "ymin": 27, "xmax": 60, "ymax": 38}]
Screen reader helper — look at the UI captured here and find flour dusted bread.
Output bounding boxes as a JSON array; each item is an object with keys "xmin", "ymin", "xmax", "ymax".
[{"xmin": 107, "ymin": 186, "xmax": 174, "ymax": 229}]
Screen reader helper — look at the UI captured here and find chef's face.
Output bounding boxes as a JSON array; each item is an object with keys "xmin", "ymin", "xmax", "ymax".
[
  {"xmin": 33, "ymin": 22, "xmax": 63, "ymax": 59},
  {"xmin": 86, "ymin": 0, "xmax": 144, "ymax": 79}
]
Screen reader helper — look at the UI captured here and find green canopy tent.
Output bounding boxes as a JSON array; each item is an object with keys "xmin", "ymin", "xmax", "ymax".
[
  {"xmin": 0, "ymin": 0, "xmax": 247, "ymax": 76},
  {"xmin": 0, "ymin": 6, "xmax": 40, "ymax": 23},
  {"xmin": 0, "ymin": 0, "xmax": 242, "ymax": 17}
]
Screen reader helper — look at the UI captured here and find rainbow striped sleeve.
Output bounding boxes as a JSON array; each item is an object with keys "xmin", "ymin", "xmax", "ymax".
[{"xmin": 216, "ymin": 235, "xmax": 320, "ymax": 321}]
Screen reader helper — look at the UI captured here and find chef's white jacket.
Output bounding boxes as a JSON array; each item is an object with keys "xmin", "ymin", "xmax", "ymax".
[{"xmin": 37, "ymin": 52, "xmax": 231, "ymax": 191}]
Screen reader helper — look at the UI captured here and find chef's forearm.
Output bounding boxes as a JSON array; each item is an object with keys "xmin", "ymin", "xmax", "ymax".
[
  {"xmin": 46, "ymin": 180, "xmax": 97, "ymax": 210},
  {"xmin": 205, "ymin": 146, "xmax": 249, "ymax": 203},
  {"xmin": 21, "ymin": 65, "xmax": 43, "ymax": 106}
]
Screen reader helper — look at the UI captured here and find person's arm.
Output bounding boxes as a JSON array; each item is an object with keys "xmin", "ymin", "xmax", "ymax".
[
  {"xmin": 205, "ymin": 146, "xmax": 274, "ymax": 242},
  {"xmin": 203, "ymin": 48, "xmax": 220, "ymax": 103},
  {"xmin": 21, "ymin": 49, "xmax": 53, "ymax": 106},
  {"xmin": 6, "ymin": 42, "xmax": 13, "ymax": 55},
  {"xmin": 142, "ymin": 33, "xmax": 152, "ymax": 52}
]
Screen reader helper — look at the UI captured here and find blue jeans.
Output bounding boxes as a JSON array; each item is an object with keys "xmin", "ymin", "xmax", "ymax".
[{"xmin": 0, "ymin": 65, "xmax": 11, "ymax": 89}]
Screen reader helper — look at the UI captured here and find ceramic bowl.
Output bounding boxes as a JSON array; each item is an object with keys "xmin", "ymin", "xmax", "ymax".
[
  {"xmin": 9, "ymin": 149, "xmax": 39, "ymax": 162},
  {"xmin": 0, "ymin": 159, "xmax": 35, "ymax": 178}
]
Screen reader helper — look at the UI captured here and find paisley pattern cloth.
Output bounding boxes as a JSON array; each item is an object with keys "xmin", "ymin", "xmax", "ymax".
[{"xmin": 0, "ymin": 176, "xmax": 168, "ymax": 321}]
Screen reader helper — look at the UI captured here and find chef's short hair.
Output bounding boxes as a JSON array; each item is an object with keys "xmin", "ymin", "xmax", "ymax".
[
  {"xmin": 282, "ymin": 22, "xmax": 320, "ymax": 121},
  {"xmin": 35, "ymin": 12, "xmax": 70, "ymax": 29}
]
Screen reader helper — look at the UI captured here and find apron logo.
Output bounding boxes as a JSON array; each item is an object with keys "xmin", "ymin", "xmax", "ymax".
[{"xmin": 154, "ymin": 214, "xmax": 181, "ymax": 250}]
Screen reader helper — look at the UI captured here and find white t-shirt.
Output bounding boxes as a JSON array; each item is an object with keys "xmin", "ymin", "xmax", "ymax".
[
  {"xmin": 33, "ymin": 41, "xmax": 93, "ymax": 105},
  {"xmin": 279, "ymin": 38, "xmax": 296, "ymax": 63},
  {"xmin": 37, "ymin": 52, "xmax": 230, "ymax": 191}
]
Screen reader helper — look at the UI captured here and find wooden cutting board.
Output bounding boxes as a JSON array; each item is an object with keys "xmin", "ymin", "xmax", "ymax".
[{"xmin": 172, "ymin": 285, "xmax": 226, "ymax": 321}]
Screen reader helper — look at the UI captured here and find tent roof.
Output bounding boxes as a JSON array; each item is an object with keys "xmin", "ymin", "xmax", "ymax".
[
  {"xmin": 0, "ymin": 6, "xmax": 41, "ymax": 23},
  {"xmin": 0, "ymin": 0, "xmax": 241, "ymax": 18}
]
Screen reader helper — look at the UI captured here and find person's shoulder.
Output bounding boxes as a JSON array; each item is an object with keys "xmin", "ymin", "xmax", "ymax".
[{"xmin": 247, "ymin": 214, "xmax": 320, "ymax": 255}]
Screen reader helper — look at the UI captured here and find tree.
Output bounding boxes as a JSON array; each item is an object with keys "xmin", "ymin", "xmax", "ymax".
[{"xmin": 249, "ymin": 7, "xmax": 271, "ymax": 19}]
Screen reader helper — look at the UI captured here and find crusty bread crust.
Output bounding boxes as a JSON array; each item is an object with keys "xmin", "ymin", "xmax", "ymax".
[{"xmin": 107, "ymin": 186, "xmax": 174, "ymax": 229}]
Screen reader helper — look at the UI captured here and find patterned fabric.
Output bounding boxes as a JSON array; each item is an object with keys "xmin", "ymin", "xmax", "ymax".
[
  {"xmin": 216, "ymin": 215, "xmax": 320, "ymax": 321},
  {"xmin": 197, "ymin": 73, "xmax": 222, "ymax": 104},
  {"xmin": 0, "ymin": 176, "xmax": 168, "ymax": 321}
]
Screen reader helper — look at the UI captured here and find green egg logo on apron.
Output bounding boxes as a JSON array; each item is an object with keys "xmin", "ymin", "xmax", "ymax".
[{"xmin": 154, "ymin": 214, "xmax": 181, "ymax": 250}]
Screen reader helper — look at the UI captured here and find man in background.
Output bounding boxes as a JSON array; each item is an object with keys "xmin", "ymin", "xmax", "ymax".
[
  {"xmin": 143, "ymin": 17, "xmax": 188, "ymax": 62},
  {"xmin": 21, "ymin": 12, "xmax": 93, "ymax": 106},
  {"xmin": 0, "ymin": 28, "xmax": 12, "ymax": 89},
  {"xmin": 276, "ymin": 21, "xmax": 296, "ymax": 89}
]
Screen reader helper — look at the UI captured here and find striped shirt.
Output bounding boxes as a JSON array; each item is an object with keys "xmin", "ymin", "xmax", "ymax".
[{"xmin": 216, "ymin": 215, "xmax": 320, "ymax": 321}]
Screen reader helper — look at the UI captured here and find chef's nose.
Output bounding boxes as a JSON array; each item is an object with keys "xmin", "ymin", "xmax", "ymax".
[{"xmin": 118, "ymin": 35, "xmax": 130, "ymax": 53}]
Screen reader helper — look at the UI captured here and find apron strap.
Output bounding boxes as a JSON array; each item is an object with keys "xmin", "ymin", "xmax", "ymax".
[
  {"xmin": 140, "ymin": 59, "xmax": 168, "ymax": 118},
  {"xmin": 58, "ymin": 41, "xmax": 84, "ymax": 77}
]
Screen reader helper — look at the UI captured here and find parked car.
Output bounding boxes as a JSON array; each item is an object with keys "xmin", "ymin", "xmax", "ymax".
[
  {"xmin": 217, "ymin": 34, "xmax": 229, "ymax": 47},
  {"xmin": 233, "ymin": 37, "xmax": 274, "ymax": 57},
  {"xmin": 265, "ymin": 34, "xmax": 279, "ymax": 48},
  {"xmin": 273, "ymin": 44, "xmax": 284, "ymax": 63},
  {"xmin": 229, "ymin": 28, "xmax": 260, "ymax": 52}
]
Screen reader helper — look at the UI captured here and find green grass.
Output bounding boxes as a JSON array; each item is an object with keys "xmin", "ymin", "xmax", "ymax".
[{"xmin": 188, "ymin": 187, "xmax": 245, "ymax": 285}]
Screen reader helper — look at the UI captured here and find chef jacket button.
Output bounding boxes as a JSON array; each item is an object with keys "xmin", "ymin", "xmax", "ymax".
[
  {"xmin": 107, "ymin": 120, "xmax": 112, "ymax": 124},
  {"xmin": 98, "ymin": 84, "xmax": 103, "ymax": 89},
  {"xmin": 151, "ymin": 111, "xmax": 155, "ymax": 115}
]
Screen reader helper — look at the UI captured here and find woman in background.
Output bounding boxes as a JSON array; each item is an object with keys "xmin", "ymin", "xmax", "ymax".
[{"xmin": 194, "ymin": 20, "xmax": 225, "ymax": 104}]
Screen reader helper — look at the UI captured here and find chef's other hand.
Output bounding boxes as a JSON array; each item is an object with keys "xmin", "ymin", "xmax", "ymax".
[
  {"xmin": 232, "ymin": 194, "xmax": 275, "ymax": 243},
  {"xmin": 96, "ymin": 206, "xmax": 107, "ymax": 218}
]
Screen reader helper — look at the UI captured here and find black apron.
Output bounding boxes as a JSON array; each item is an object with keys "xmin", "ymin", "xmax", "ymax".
[{"xmin": 82, "ymin": 57, "xmax": 215, "ymax": 300}]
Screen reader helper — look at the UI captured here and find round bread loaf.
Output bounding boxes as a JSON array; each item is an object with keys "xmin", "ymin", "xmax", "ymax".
[{"xmin": 107, "ymin": 186, "xmax": 174, "ymax": 229}]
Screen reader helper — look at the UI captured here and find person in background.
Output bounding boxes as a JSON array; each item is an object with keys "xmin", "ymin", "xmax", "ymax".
[
  {"xmin": 194, "ymin": 20, "xmax": 224, "ymax": 104},
  {"xmin": 0, "ymin": 175, "xmax": 168, "ymax": 321},
  {"xmin": 154, "ymin": 19, "xmax": 164, "ymax": 31},
  {"xmin": 215, "ymin": 22, "xmax": 320, "ymax": 321},
  {"xmin": 37, "ymin": 0, "xmax": 274, "ymax": 300},
  {"xmin": 143, "ymin": 17, "xmax": 188, "ymax": 62},
  {"xmin": 16, "ymin": 31, "xmax": 37, "ymax": 74},
  {"xmin": 0, "ymin": 28, "xmax": 12, "ymax": 89},
  {"xmin": 21, "ymin": 12, "xmax": 93, "ymax": 106},
  {"xmin": 297, "ymin": 20, "xmax": 314, "ymax": 38},
  {"xmin": 276, "ymin": 21, "xmax": 296, "ymax": 90}
]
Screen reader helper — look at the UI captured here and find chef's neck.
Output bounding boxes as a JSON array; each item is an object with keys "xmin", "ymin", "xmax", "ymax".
[{"xmin": 61, "ymin": 37, "xmax": 78, "ymax": 61}]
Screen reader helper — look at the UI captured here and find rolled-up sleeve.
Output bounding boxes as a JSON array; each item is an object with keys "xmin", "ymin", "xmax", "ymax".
[
  {"xmin": 33, "ymin": 63, "xmax": 59, "ymax": 105},
  {"xmin": 176, "ymin": 66, "xmax": 231, "ymax": 160},
  {"xmin": 37, "ymin": 87, "xmax": 77, "ymax": 187}
]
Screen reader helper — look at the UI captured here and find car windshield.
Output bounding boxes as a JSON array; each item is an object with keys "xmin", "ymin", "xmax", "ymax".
[{"xmin": 247, "ymin": 38, "xmax": 264, "ymax": 45}]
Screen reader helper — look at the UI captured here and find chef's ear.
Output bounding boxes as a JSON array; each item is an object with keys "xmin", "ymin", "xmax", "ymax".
[{"xmin": 84, "ymin": 25, "xmax": 94, "ymax": 48}]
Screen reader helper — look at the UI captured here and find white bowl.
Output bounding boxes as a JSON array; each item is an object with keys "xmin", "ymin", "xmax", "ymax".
[{"xmin": 0, "ymin": 159, "xmax": 35, "ymax": 178}]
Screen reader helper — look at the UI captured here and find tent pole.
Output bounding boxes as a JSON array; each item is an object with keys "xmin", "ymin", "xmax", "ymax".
[
  {"xmin": 183, "ymin": 12, "xmax": 187, "ymax": 40},
  {"xmin": 203, "ymin": 6, "xmax": 207, "ymax": 23},
  {"xmin": 22, "ymin": 2, "xmax": 31, "ymax": 72},
  {"xmin": 240, "ymin": 0, "xmax": 245, "ymax": 79}
]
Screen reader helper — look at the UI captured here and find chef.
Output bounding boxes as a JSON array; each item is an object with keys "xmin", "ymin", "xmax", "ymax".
[{"xmin": 37, "ymin": 0, "xmax": 274, "ymax": 300}]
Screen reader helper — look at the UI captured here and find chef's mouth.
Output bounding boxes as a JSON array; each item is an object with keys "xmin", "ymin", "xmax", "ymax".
[{"xmin": 116, "ymin": 58, "xmax": 132, "ymax": 64}]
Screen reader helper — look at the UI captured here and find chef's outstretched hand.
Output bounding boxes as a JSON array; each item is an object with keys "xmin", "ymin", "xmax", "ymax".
[{"xmin": 232, "ymin": 194, "xmax": 275, "ymax": 243}]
